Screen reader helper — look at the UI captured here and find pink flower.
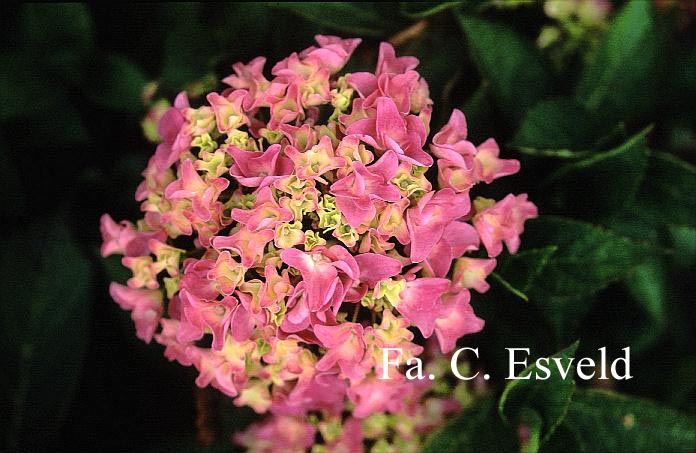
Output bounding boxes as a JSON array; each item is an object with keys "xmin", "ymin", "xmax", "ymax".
[
  {"xmin": 280, "ymin": 245, "xmax": 359, "ymax": 313},
  {"xmin": 406, "ymin": 189, "xmax": 471, "ymax": 263},
  {"xmin": 347, "ymin": 377, "xmax": 407, "ymax": 418},
  {"xmin": 345, "ymin": 96, "xmax": 431, "ymax": 166},
  {"xmin": 268, "ymin": 83, "xmax": 303, "ymax": 129},
  {"xmin": 434, "ymin": 290, "xmax": 485, "ymax": 353},
  {"xmin": 473, "ymin": 138, "xmax": 520, "ymax": 184},
  {"xmin": 330, "ymin": 150, "xmax": 400, "ymax": 228},
  {"xmin": 452, "ymin": 257, "xmax": 497, "ymax": 293},
  {"xmin": 376, "ymin": 197, "xmax": 410, "ymax": 245},
  {"xmin": 284, "ymin": 135, "xmax": 345, "ymax": 182},
  {"xmin": 422, "ymin": 221, "xmax": 480, "ymax": 277},
  {"xmin": 99, "ymin": 214, "xmax": 165, "ymax": 257},
  {"xmin": 103, "ymin": 36, "xmax": 536, "ymax": 448},
  {"xmin": 376, "ymin": 42, "xmax": 419, "ymax": 76},
  {"xmin": 207, "ymin": 250, "xmax": 245, "ymax": 295},
  {"xmin": 155, "ymin": 318, "xmax": 192, "ymax": 365},
  {"xmin": 473, "ymin": 194, "xmax": 538, "ymax": 257},
  {"xmin": 212, "ymin": 227, "xmax": 274, "ymax": 268},
  {"xmin": 301, "ymin": 35, "xmax": 362, "ymax": 74},
  {"xmin": 230, "ymin": 186, "xmax": 294, "ymax": 231},
  {"xmin": 177, "ymin": 290, "xmax": 244, "ymax": 349},
  {"xmin": 222, "ymin": 56, "xmax": 269, "ymax": 109},
  {"xmin": 314, "ymin": 322, "xmax": 367, "ymax": 380},
  {"xmin": 227, "ymin": 143, "xmax": 294, "ymax": 188},
  {"xmin": 395, "ymin": 278, "xmax": 450, "ymax": 337},
  {"xmin": 109, "ymin": 283, "xmax": 163, "ymax": 343},
  {"xmin": 164, "ymin": 159, "xmax": 229, "ymax": 222},
  {"xmin": 153, "ymin": 92, "xmax": 191, "ymax": 170},
  {"xmin": 432, "ymin": 108, "xmax": 470, "ymax": 148},
  {"xmin": 207, "ymin": 89, "xmax": 249, "ymax": 133},
  {"xmin": 186, "ymin": 343, "xmax": 246, "ymax": 397},
  {"xmin": 353, "ymin": 253, "xmax": 402, "ymax": 287},
  {"xmin": 179, "ymin": 258, "xmax": 218, "ymax": 300},
  {"xmin": 235, "ymin": 415, "xmax": 316, "ymax": 453}
]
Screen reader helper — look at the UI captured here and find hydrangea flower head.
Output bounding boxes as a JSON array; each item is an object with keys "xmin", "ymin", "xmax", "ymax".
[{"xmin": 101, "ymin": 36, "xmax": 537, "ymax": 452}]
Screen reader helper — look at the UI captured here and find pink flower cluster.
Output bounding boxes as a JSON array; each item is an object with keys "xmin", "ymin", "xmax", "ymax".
[{"xmin": 101, "ymin": 36, "xmax": 537, "ymax": 452}]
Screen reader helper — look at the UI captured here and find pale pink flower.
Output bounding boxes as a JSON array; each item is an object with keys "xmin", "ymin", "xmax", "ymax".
[{"xmin": 474, "ymin": 194, "xmax": 538, "ymax": 257}]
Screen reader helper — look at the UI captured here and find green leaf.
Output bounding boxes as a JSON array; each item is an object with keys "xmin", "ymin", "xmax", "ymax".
[
  {"xmin": 541, "ymin": 127, "xmax": 650, "ymax": 221},
  {"xmin": 511, "ymin": 98, "xmax": 614, "ymax": 151},
  {"xmin": 668, "ymin": 225, "xmax": 696, "ymax": 269},
  {"xmin": 19, "ymin": 4, "xmax": 94, "ymax": 54},
  {"xmin": 460, "ymin": 83, "xmax": 496, "ymax": 144},
  {"xmin": 490, "ymin": 272, "xmax": 529, "ymax": 301},
  {"xmin": 423, "ymin": 396, "xmax": 518, "ymax": 453},
  {"xmin": 550, "ymin": 389, "xmax": 696, "ymax": 452},
  {"xmin": 399, "ymin": 1, "xmax": 463, "ymax": 18},
  {"xmin": 522, "ymin": 216, "xmax": 650, "ymax": 339},
  {"xmin": 576, "ymin": 1, "xmax": 662, "ymax": 121},
  {"xmin": 499, "ymin": 342, "xmax": 579, "ymax": 448},
  {"xmin": 623, "ymin": 258, "xmax": 667, "ymax": 351},
  {"xmin": 495, "ymin": 246, "xmax": 558, "ymax": 297},
  {"xmin": 159, "ymin": 4, "xmax": 212, "ymax": 91},
  {"xmin": 1, "ymin": 218, "xmax": 93, "ymax": 451},
  {"xmin": 19, "ymin": 4, "xmax": 94, "ymax": 85},
  {"xmin": 273, "ymin": 3, "xmax": 394, "ymax": 37},
  {"xmin": 0, "ymin": 50, "xmax": 89, "ymax": 144},
  {"xmin": 458, "ymin": 14, "xmax": 552, "ymax": 123},
  {"xmin": 88, "ymin": 54, "xmax": 148, "ymax": 112},
  {"xmin": 633, "ymin": 151, "xmax": 696, "ymax": 228}
]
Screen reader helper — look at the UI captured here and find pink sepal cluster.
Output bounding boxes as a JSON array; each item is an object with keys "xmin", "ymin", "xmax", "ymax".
[{"xmin": 101, "ymin": 35, "xmax": 537, "ymax": 451}]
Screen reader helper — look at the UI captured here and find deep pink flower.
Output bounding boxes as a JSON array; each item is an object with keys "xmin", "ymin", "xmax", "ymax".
[
  {"xmin": 422, "ymin": 221, "xmax": 480, "ymax": 277},
  {"xmin": 227, "ymin": 143, "xmax": 294, "ymax": 188},
  {"xmin": 230, "ymin": 186, "xmax": 293, "ymax": 231},
  {"xmin": 345, "ymin": 96, "xmax": 431, "ymax": 166},
  {"xmin": 280, "ymin": 245, "xmax": 359, "ymax": 313},
  {"xmin": 353, "ymin": 253, "xmax": 402, "ymax": 287},
  {"xmin": 164, "ymin": 159, "xmax": 229, "ymax": 222},
  {"xmin": 330, "ymin": 150, "xmax": 400, "ymax": 228},
  {"xmin": 212, "ymin": 227, "xmax": 274, "ymax": 268},
  {"xmin": 406, "ymin": 188, "xmax": 471, "ymax": 263}
]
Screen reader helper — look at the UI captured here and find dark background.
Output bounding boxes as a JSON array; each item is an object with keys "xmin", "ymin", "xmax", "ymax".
[{"xmin": 1, "ymin": 2, "xmax": 694, "ymax": 452}]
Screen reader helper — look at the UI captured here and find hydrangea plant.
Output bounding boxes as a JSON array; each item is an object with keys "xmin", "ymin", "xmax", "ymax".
[{"xmin": 101, "ymin": 36, "xmax": 537, "ymax": 452}]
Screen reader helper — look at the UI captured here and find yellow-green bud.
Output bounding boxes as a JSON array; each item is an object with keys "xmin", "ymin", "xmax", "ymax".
[
  {"xmin": 374, "ymin": 278, "xmax": 405, "ymax": 308},
  {"xmin": 333, "ymin": 223, "xmax": 359, "ymax": 247},
  {"xmin": 191, "ymin": 133, "xmax": 217, "ymax": 153},
  {"xmin": 163, "ymin": 276, "xmax": 180, "ymax": 299},
  {"xmin": 274, "ymin": 221, "xmax": 305, "ymax": 249},
  {"xmin": 304, "ymin": 231, "xmax": 326, "ymax": 251},
  {"xmin": 260, "ymin": 128, "xmax": 284, "ymax": 144}
]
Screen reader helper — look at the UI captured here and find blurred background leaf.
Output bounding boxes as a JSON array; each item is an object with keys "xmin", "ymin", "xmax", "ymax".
[{"xmin": 1, "ymin": 217, "xmax": 93, "ymax": 451}]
